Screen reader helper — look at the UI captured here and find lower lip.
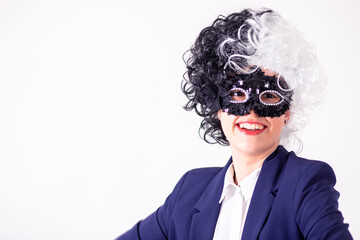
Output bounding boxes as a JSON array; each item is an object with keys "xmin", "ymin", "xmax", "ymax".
[{"xmin": 236, "ymin": 125, "xmax": 266, "ymax": 135}]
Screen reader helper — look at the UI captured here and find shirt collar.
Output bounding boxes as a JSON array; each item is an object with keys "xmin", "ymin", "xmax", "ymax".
[{"xmin": 219, "ymin": 163, "xmax": 261, "ymax": 203}]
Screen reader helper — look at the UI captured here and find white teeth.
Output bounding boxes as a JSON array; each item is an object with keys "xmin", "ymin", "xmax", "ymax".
[{"xmin": 239, "ymin": 123, "xmax": 264, "ymax": 130}]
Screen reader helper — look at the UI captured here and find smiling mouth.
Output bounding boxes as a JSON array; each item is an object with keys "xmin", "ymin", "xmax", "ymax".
[
  {"xmin": 238, "ymin": 123, "xmax": 265, "ymax": 130},
  {"xmin": 236, "ymin": 123, "xmax": 266, "ymax": 135}
]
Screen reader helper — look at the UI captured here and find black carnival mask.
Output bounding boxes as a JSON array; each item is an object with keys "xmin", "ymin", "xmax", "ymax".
[{"xmin": 221, "ymin": 69, "xmax": 293, "ymax": 117}]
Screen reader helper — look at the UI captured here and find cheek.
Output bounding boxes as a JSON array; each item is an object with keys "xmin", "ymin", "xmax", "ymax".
[
  {"xmin": 267, "ymin": 117, "xmax": 285, "ymax": 132},
  {"xmin": 219, "ymin": 113, "xmax": 236, "ymax": 131}
]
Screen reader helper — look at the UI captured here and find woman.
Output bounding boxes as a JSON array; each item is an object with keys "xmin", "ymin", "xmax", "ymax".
[{"xmin": 116, "ymin": 8, "xmax": 353, "ymax": 239}]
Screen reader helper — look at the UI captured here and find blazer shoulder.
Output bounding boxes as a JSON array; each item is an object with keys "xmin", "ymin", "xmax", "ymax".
[
  {"xmin": 180, "ymin": 166, "xmax": 223, "ymax": 186},
  {"xmin": 172, "ymin": 165, "xmax": 225, "ymax": 198},
  {"xmin": 286, "ymin": 154, "xmax": 352, "ymax": 239},
  {"xmin": 186, "ymin": 166, "xmax": 223, "ymax": 175},
  {"xmin": 286, "ymin": 152, "xmax": 335, "ymax": 177}
]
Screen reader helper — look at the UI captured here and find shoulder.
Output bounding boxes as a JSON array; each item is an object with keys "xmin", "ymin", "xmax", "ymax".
[
  {"xmin": 284, "ymin": 150, "xmax": 336, "ymax": 182},
  {"xmin": 285, "ymin": 155, "xmax": 351, "ymax": 238},
  {"xmin": 162, "ymin": 165, "xmax": 226, "ymax": 218},
  {"xmin": 171, "ymin": 165, "xmax": 227, "ymax": 199},
  {"xmin": 279, "ymin": 151, "xmax": 338, "ymax": 203},
  {"xmin": 273, "ymin": 147, "xmax": 337, "ymax": 194},
  {"xmin": 178, "ymin": 166, "xmax": 224, "ymax": 189},
  {"xmin": 186, "ymin": 166, "xmax": 223, "ymax": 178}
]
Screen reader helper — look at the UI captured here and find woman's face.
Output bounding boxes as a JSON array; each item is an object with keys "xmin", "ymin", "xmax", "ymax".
[
  {"xmin": 218, "ymin": 68, "xmax": 290, "ymax": 158},
  {"xmin": 218, "ymin": 109, "xmax": 289, "ymax": 158}
]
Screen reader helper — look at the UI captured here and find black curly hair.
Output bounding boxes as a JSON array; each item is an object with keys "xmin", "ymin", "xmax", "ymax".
[{"xmin": 181, "ymin": 8, "xmax": 272, "ymax": 145}]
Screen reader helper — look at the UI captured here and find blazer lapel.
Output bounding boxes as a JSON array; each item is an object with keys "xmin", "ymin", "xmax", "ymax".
[
  {"xmin": 189, "ymin": 159, "xmax": 232, "ymax": 240},
  {"xmin": 241, "ymin": 146, "xmax": 289, "ymax": 240}
]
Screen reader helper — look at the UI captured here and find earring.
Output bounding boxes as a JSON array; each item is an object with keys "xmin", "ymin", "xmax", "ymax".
[{"xmin": 284, "ymin": 119, "xmax": 287, "ymax": 124}]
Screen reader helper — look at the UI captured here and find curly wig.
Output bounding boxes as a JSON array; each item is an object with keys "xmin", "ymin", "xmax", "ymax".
[{"xmin": 182, "ymin": 8, "xmax": 326, "ymax": 149}]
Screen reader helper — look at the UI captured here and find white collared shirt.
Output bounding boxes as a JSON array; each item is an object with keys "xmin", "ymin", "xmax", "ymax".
[{"xmin": 213, "ymin": 164, "xmax": 261, "ymax": 240}]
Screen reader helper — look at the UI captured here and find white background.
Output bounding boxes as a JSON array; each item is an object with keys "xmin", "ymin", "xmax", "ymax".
[{"xmin": 0, "ymin": 0, "xmax": 359, "ymax": 239}]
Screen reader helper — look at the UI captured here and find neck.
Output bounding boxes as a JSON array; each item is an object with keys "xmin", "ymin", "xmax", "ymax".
[{"xmin": 231, "ymin": 145, "xmax": 278, "ymax": 184}]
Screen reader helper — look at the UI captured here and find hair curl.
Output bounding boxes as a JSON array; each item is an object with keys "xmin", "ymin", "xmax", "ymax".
[{"xmin": 182, "ymin": 8, "xmax": 326, "ymax": 150}]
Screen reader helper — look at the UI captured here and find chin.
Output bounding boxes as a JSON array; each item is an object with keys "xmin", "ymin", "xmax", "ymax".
[{"xmin": 232, "ymin": 140, "xmax": 278, "ymax": 157}]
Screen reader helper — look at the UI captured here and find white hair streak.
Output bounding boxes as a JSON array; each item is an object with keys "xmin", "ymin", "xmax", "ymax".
[
  {"xmin": 218, "ymin": 10, "xmax": 327, "ymax": 152},
  {"xmin": 224, "ymin": 54, "xmax": 259, "ymax": 73}
]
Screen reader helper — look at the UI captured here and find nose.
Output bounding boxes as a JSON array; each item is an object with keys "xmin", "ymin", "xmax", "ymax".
[{"xmin": 248, "ymin": 110, "xmax": 259, "ymax": 118}]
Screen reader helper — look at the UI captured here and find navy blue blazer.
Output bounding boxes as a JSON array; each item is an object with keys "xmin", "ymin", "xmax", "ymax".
[{"xmin": 117, "ymin": 146, "xmax": 352, "ymax": 239}]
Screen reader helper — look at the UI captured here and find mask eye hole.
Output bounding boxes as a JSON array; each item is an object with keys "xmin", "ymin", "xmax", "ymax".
[
  {"xmin": 229, "ymin": 88, "xmax": 248, "ymax": 103},
  {"xmin": 259, "ymin": 90, "xmax": 284, "ymax": 105}
]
